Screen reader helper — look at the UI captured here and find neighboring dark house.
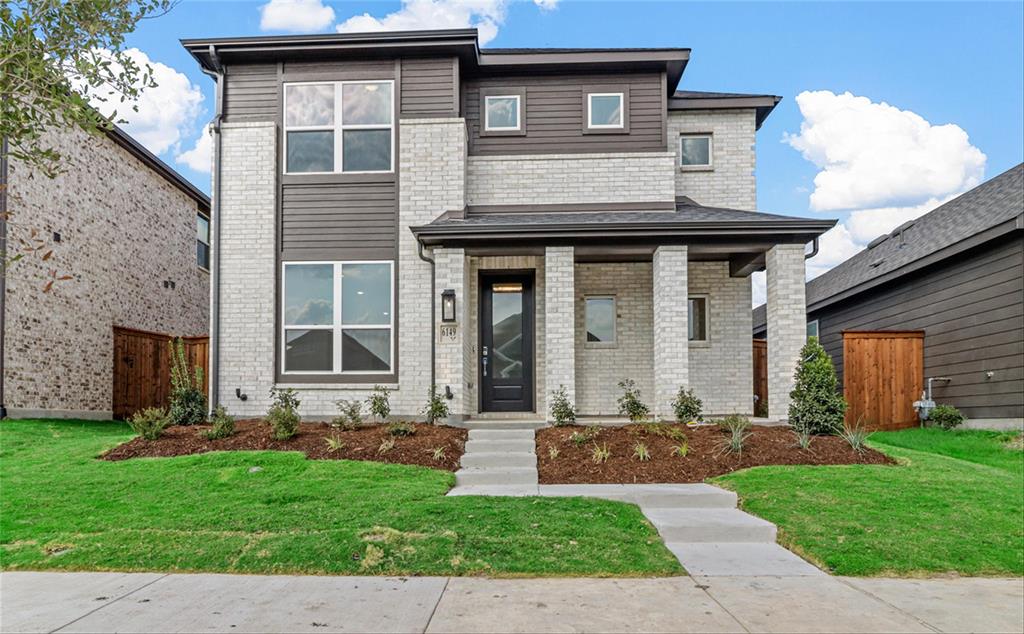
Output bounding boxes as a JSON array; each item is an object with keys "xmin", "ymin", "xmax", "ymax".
[{"xmin": 754, "ymin": 163, "xmax": 1024, "ymax": 428}]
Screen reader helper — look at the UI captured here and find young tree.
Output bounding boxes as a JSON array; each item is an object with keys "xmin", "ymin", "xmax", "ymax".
[{"xmin": 788, "ymin": 337, "xmax": 847, "ymax": 435}]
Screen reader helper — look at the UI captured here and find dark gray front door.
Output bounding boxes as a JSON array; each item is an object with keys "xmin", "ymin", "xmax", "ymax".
[{"xmin": 479, "ymin": 272, "xmax": 534, "ymax": 412}]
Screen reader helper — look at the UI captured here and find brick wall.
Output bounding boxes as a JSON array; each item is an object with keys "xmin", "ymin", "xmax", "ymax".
[
  {"xmin": 652, "ymin": 246, "xmax": 689, "ymax": 419},
  {"xmin": 4, "ymin": 125, "xmax": 208, "ymax": 418},
  {"xmin": 766, "ymin": 244, "xmax": 807, "ymax": 419},
  {"xmin": 668, "ymin": 110, "xmax": 756, "ymax": 209},
  {"xmin": 544, "ymin": 247, "xmax": 576, "ymax": 417}
]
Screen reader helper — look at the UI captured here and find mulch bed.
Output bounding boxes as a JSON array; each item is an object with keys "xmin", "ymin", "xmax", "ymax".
[
  {"xmin": 536, "ymin": 423, "xmax": 895, "ymax": 484},
  {"xmin": 101, "ymin": 419, "xmax": 468, "ymax": 472}
]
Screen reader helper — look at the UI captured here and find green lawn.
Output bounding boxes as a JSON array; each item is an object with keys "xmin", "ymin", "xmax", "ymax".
[
  {"xmin": 715, "ymin": 428, "xmax": 1024, "ymax": 577},
  {"xmin": 0, "ymin": 419, "xmax": 681, "ymax": 577}
]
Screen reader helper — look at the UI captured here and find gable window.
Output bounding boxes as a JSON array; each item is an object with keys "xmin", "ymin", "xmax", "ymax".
[
  {"xmin": 196, "ymin": 214, "xmax": 210, "ymax": 270},
  {"xmin": 284, "ymin": 81, "xmax": 393, "ymax": 174},
  {"xmin": 688, "ymin": 296, "xmax": 708, "ymax": 342},
  {"xmin": 587, "ymin": 92, "xmax": 624, "ymax": 129},
  {"xmin": 807, "ymin": 320, "xmax": 819, "ymax": 340},
  {"xmin": 584, "ymin": 296, "xmax": 616, "ymax": 344},
  {"xmin": 680, "ymin": 134, "xmax": 713, "ymax": 168},
  {"xmin": 484, "ymin": 94, "xmax": 521, "ymax": 131},
  {"xmin": 282, "ymin": 261, "xmax": 394, "ymax": 374}
]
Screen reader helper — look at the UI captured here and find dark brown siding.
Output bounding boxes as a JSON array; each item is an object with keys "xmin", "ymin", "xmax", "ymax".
[
  {"xmin": 282, "ymin": 59, "xmax": 395, "ymax": 79},
  {"xmin": 462, "ymin": 72, "xmax": 666, "ymax": 155},
  {"xmin": 814, "ymin": 233, "xmax": 1024, "ymax": 420},
  {"xmin": 400, "ymin": 57, "xmax": 458, "ymax": 117},
  {"xmin": 223, "ymin": 64, "xmax": 277, "ymax": 122},
  {"xmin": 280, "ymin": 180, "xmax": 396, "ymax": 261}
]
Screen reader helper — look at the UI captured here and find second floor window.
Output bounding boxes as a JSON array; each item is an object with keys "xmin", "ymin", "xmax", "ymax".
[
  {"xmin": 284, "ymin": 81, "xmax": 393, "ymax": 174},
  {"xmin": 680, "ymin": 134, "xmax": 713, "ymax": 168},
  {"xmin": 587, "ymin": 92, "xmax": 624, "ymax": 129},
  {"xmin": 484, "ymin": 94, "xmax": 521, "ymax": 131},
  {"xmin": 196, "ymin": 214, "xmax": 210, "ymax": 270}
]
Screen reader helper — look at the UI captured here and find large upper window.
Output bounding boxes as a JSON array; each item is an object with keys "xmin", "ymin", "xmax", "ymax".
[
  {"xmin": 680, "ymin": 134, "xmax": 713, "ymax": 168},
  {"xmin": 584, "ymin": 296, "xmax": 616, "ymax": 344},
  {"xmin": 196, "ymin": 214, "xmax": 210, "ymax": 270},
  {"xmin": 284, "ymin": 81, "xmax": 393, "ymax": 174},
  {"xmin": 688, "ymin": 296, "xmax": 708, "ymax": 342},
  {"xmin": 282, "ymin": 261, "xmax": 393, "ymax": 374},
  {"xmin": 587, "ymin": 92, "xmax": 624, "ymax": 129},
  {"xmin": 484, "ymin": 94, "xmax": 521, "ymax": 131}
]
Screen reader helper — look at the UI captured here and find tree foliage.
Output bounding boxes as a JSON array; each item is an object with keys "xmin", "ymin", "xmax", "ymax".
[{"xmin": 788, "ymin": 337, "xmax": 847, "ymax": 435}]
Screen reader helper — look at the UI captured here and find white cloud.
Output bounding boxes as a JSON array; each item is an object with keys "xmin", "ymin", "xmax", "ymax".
[
  {"xmin": 260, "ymin": 0, "xmax": 335, "ymax": 32},
  {"xmin": 84, "ymin": 48, "xmax": 204, "ymax": 156},
  {"xmin": 176, "ymin": 124, "xmax": 212, "ymax": 173},
  {"xmin": 336, "ymin": 0, "xmax": 558, "ymax": 45},
  {"xmin": 784, "ymin": 90, "xmax": 986, "ymax": 212}
]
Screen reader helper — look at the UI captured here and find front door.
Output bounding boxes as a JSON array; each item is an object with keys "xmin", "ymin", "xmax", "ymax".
[{"xmin": 480, "ymin": 272, "xmax": 535, "ymax": 412}]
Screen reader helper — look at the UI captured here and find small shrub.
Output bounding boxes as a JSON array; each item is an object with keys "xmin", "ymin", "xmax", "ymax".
[
  {"xmin": 431, "ymin": 447, "xmax": 446, "ymax": 462},
  {"xmin": 366, "ymin": 385, "xmax": 392, "ymax": 423},
  {"xmin": 617, "ymin": 379, "xmax": 651, "ymax": 423},
  {"xmin": 548, "ymin": 445, "xmax": 560, "ymax": 460},
  {"xmin": 324, "ymin": 435, "xmax": 345, "ymax": 453},
  {"xmin": 377, "ymin": 437, "xmax": 395, "ymax": 455},
  {"xmin": 387, "ymin": 422, "xmax": 416, "ymax": 437},
  {"xmin": 789, "ymin": 337, "xmax": 847, "ymax": 435},
  {"xmin": 840, "ymin": 421, "xmax": 870, "ymax": 453},
  {"xmin": 671, "ymin": 442, "xmax": 688, "ymax": 457},
  {"xmin": 632, "ymin": 441, "xmax": 651, "ymax": 461},
  {"xmin": 168, "ymin": 338, "xmax": 206, "ymax": 426},
  {"xmin": 267, "ymin": 387, "xmax": 300, "ymax": 440},
  {"xmin": 203, "ymin": 406, "xmax": 235, "ymax": 440},
  {"xmin": 332, "ymin": 399, "xmax": 364, "ymax": 430},
  {"xmin": 129, "ymin": 407, "xmax": 170, "ymax": 441},
  {"xmin": 591, "ymin": 442, "xmax": 611, "ymax": 464},
  {"xmin": 570, "ymin": 426, "xmax": 601, "ymax": 446},
  {"xmin": 793, "ymin": 429, "xmax": 813, "ymax": 451},
  {"xmin": 718, "ymin": 414, "xmax": 751, "ymax": 435},
  {"xmin": 672, "ymin": 386, "xmax": 703, "ymax": 423},
  {"xmin": 642, "ymin": 422, "xmax": 687, "ymax": 442},
  {"xmin": 718, "ymin": 415, "xmax": 752, "ymax": 455},
  {"xmin": 929, "ymin": 404, "xmax": 965, "ymax": 430},
  {"xmin": 422, "ymin": 385, "xmax": 450, "ymax": 425},
  {"xmin": 549, "ymin": 385, "xmax": 577, "ymax": 426}
]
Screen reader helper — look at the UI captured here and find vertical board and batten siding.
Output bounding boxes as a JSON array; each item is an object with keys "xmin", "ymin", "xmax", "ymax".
[
  {"xmin": 223, "ymin": 64, "xmax": 278, "ymax": 122},
  {"xmin": 843, "ymin": 331, "xmax": 924, "ymax": 431},
  {"xmin": 815, "ymin": 234, "xmax": 1024, "ymax": 420},
  {"xmin": 400, "ymin": 57, "xmax": 458, "ymax": 117},
  {"xmin": 462, "ymin": 72, "xmax": 666, "ymax": 155}
]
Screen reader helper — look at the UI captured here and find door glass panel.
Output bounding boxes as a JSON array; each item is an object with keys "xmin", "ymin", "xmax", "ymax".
[{"xmin": 491, "ymin": 285, "xmax": 523, "ymax": 379}]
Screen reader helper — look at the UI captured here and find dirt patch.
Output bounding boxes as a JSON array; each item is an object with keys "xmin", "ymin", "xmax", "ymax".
[
  {"xmin": 537, "ymin": 423, "xmax": 894, "ymax": 484},
  {"xmin": 102, "ymin": 419, "xmax": 467, "ymax": 471}
]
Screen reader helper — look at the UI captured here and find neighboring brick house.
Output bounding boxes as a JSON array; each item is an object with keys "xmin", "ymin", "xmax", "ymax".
[
  {"xmin": 183, "ymin": 28, "xmax": 833, "ymax": 421},
  {"xmin": 1, "ymin": 124, "xmax": 210, "ymax": 419}
]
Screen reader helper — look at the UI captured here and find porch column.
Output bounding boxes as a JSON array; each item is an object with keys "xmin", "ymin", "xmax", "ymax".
[
  {"xmin": 766, "ymin": 244, "xmax": 807, "ymax": 419},
  {"xmin": 544, "ymin": 246, "xmax": 575, "ymax": 418},
  {"xmin": 653, "ymin": 245, "xmax": 689, "ymax": 420},
  {"xmin": 434, "ymin": 247, "xmax": 469, "ymax": 419}
]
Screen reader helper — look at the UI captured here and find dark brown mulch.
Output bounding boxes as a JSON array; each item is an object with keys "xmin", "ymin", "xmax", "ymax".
[
  {"xmin": 536, "ymin": 423, "xmax": 895, "ymax": 484},
  {"xmin": 101, "ymin": 419, "xmax": 468, "ymax": 472}
]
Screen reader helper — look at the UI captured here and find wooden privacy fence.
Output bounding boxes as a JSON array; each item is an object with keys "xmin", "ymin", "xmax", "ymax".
[
  {"xmin": 112, "ymin": 326, "xmax": 209, "ymax": 420},
  {"xmin": 843, "ymin": 331, "xmax": 924, "ymax": 431},
  {"xmin": 752, "ymin": 339, "xmax": 768, "ymax": 415}
]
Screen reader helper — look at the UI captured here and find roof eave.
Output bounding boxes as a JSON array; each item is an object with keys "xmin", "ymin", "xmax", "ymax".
[{"xmin": 669, "ymin": 95, "xmax": 782, "ymax": 130}]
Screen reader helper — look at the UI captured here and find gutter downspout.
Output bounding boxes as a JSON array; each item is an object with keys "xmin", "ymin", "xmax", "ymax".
[
  {"xmin": 805, "ymin": 236, "xmax": 819, "ymax": 260},
  {"xmin": 200, "ymin": 45, "xmax": 224, "ymax": 412},
  {"xmin": 0, "ymin": 136, "xmax": 8, "ymax": 419},
  {"xmin": 417, "ymin": 240, "xmax": 436, "ymax": 389}
]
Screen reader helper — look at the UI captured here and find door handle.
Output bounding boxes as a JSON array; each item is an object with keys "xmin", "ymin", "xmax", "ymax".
[
  {"xmin": 482, "ymin": 357, "xmax": 488, "ymax": 377},
  {"xmin": 482, "ymin": 346, "xmax": 489, "ymax": 377}
]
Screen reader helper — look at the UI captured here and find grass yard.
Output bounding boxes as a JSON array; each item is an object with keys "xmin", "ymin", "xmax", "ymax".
[
  {"xmin": 0, "ymin": 419, "xmax": 681, "ymax": 577},
  {"xmin": 715, "ymin": 428, "xmax": 1024, "ymax": 577}
]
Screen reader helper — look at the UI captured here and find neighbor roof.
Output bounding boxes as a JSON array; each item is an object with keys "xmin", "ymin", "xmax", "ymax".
[
  {"xmin": 669, "ymin": 90, "xmax": 782, "ymax": 130},
  {"xmin": 753, "ymin": 163, "xmax": 1024, "ymax": 330}
]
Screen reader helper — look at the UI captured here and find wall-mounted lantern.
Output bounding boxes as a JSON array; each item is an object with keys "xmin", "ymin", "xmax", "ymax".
[{"xmin": 441, "ymin": 289, "xmax": 456, "ymax": 322}]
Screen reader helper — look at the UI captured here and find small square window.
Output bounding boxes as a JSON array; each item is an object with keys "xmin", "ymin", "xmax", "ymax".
[
  {"xmin": 689, "ymin": 297, "xmax": 708, "ymax": 342},
  {"xmin": 588, "ymin": 93, "xmax": 624, "ymax": 128},
  {"xmin": 485, "ymin": 95, "xmax": 521, "ymax": 131},
  {"xmin": 585, "ymin": 296, "xmax": 616, "ymax": 344},
  {"xmin": 680, "ymin": 135, "xmax": 712, "ymax": 167},
  {"xmin": 807, "ymin": 320, "xmax": 819, "ymax": 340}
]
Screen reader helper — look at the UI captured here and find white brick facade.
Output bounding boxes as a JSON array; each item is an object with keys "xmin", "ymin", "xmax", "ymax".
[
  {"xmin": 467, "ymin": 152, "xmax": 677, "ymax": 206},
  {"xmin": 766, "ymin": 244, "xmax": 807, "ymax": 419},
  {"xmin": 652, "ymin": 246, "xmax": 689, "ymax": 419},
  {"xmin": 544, "ymin": 247, "xmax": 576, "ymax": 418},
  {"xmin": 668, "ymin": 110, "xmax": 757, "ymax": 209},
  {"xmin": 434, "ymin": 247, "xmax": 469, "ymax": 418}
]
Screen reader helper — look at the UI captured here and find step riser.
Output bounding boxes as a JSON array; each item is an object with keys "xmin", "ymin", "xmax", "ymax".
[
  {"xmin": 654, "ymin": 523, "xmax": 777, "ymax": 543},
  {"xmin": 461, "ymin": 422, "xmax": 546, "ymax": 431},
  {"xmin": 465, "ymin": 440, "xmax": 535, "ymax": 453},
  {"xmin": 456, "ymin": 470, "xmax": 539, "ymax": 486},
  {"xmin": 468, "ymin": 429, "xmax": 536, "ymax": 441},
  {"xmin": 460, "ymin": 453, "xmax": 537, "ymax": 469},
  {"xmin": 635, "ymin": 492, "xmax": 737, "ymax": 508}
]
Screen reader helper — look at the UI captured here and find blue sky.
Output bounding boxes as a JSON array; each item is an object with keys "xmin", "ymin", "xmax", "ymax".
[{"xmin": 119, "ymin": 0, "xmax": 1023, "ymax": 293}]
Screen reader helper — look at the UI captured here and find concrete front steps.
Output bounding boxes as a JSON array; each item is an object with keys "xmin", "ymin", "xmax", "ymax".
[{"xmin": 451, "ymin": 428, "xmax": 538, "ymax": 494}]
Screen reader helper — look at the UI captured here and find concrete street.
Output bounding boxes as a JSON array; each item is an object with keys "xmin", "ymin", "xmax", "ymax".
[{"xmin": 2, "ymin": 571, "xmax": 1021, "ymax": 633}]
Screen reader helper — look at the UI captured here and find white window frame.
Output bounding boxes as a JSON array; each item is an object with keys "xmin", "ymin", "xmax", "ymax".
[
  {"xmin": 282, "ymin": 80, "xmax": 395, "ymax": 176},
  {"xmin": 280, "ymin": 260, "xmax": 395, "ymax": 375},
  {"xmin": 587, "ymin": 92, "xmax": 625, "ymax": 129},
  {"xmin": 584, "ymin": 295, "xmax": 617, "ymax": 347},
  {"xmin": 807, "ymin": 319, "xmax": 820, "ymax": 340},
  {"xmin": 679, "ymin": 133, "xmax": 713, "ymax": 169},
  {"xmin": 688, "ymin": 294, "xmax": 710, "ymax": 344},
  {"xmin": 483, "ymin": 94, "xmax": 522, "ymax": 132},
  {"xmin": 196, "ymin": 214, "xmax": 210, "ymax": 272}
]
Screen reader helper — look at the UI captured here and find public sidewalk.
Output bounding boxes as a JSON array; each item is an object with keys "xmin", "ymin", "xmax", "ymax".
[{"xmin": 2, "ymin": 571, "xmax": 1022, "ymax": 633}]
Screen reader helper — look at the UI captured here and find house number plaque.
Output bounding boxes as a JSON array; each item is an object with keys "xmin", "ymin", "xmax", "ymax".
[{"xmin": 440, "ymin": 325, "xmax": 458, "ymax": 341}]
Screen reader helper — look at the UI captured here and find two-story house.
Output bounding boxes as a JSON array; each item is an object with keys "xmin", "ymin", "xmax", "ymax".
[{"xmin": 183, "ymin": 28, "xmax": 834, "ymax": 422}]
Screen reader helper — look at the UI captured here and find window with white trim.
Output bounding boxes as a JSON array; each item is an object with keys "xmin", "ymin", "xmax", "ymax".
[
  {"xmin": 196, "ymin": 214, "xmax": 210, "ymax": 270},
  {"xmin": 584, "ymin": 296, "xmax": 616, "ymax": 344},
  {"xmin": 484, "ymin": 94, "xmax": 521, "ymax": 131},
  {"xmin": 587, "ymin": 92, "xmax": 624, "ymax": 128},
  {"xmin": 283, "ymin": 81, "xmax": 394, "ymax": 174},
  {"xmin": 807, "ymin": 320, "xmax": 819, "ymax": 340},
  {"xmin": 282, "ymin": 261, "xmax": 394, "ymax": 374},
  {"xmin": 680, "ymin": 134, "xmax": 712, "ymax": 168},
  {"xmin": 688, "ymin": 296, "xmax": 708, "ymax": 342}
]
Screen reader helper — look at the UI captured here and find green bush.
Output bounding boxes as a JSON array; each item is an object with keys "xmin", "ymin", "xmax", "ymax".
[
  {"xmin": 929, "ymin": 404, "xmax": 965, "ymax": 430},
  {"xmin": 332, "ymin": 399, "xmax": 363, "ymax": 430},
  {"xmin": 549, "ymin": 385, "xmax": 577, "ymax": 426},
  {"xmin": 671, "ymin": 387, "xmax": 703, "ymax": 423},
  {"xmin": 366, "ymin": 385, "xmax": 391, "ymax": 423},
  {"xmin": 267, "ymin": 387, "xmax": 300, "ymax": 440},
  {"xmin": 168, "ymin": 338, "xmax": 206, "ymax": 426},
  {"xmin": 129, "ymin": 407, "xmax": 170, "ymax": 441},
  {"xmin": 203, "ymin": 406, "xmax": 235, "ymax": 440},
  {"xmin": 387, "ymin": 422, "xmax": 416, "ymax": 437},
  {"xmin": 788, "ymin": 337, "xmax": 847, "ymax": 435},
  {"xmin": 422, "ymin": 385, "xmax": 450, "ymax": 425},
  {"xmin": 617, "ymin": 379, "xmax": 650, "ymax": 423}
]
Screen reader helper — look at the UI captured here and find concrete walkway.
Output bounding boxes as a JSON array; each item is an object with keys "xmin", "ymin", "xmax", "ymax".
[{"xmin": 2, "ymin": 571, "xmax": 1022, "ymax": 633}]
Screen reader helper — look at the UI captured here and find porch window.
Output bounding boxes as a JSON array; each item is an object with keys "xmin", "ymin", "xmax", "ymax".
[
  {"xmin": 680, "ymin": 134, "xmax": 712, "ymax": 168},
  {"xmin": 688, "ymin": 296, "xmax": 708, "ymax": 342},
  {"xmin": 284, "ymin": 81, "xmax": 393, "ymax": 174},
  {"xmin": 282, "ymin": 261, "xmax": 393, "ymax": 374},
  {"xmin": 585, "ymin": 296, "xmax": 616, "ymax": 344}
]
